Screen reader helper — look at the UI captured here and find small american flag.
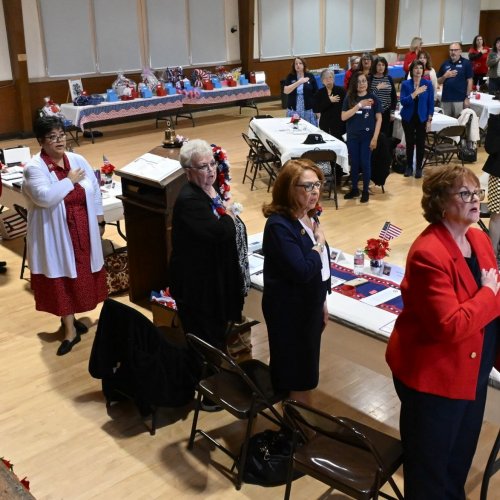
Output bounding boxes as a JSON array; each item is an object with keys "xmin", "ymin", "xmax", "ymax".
[{"xmin": 379, "ymin": 221, "xmax": 402, "ymax": 240}]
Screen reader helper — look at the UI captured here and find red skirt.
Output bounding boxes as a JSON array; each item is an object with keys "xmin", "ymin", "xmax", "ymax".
[{"xmin": 31, "ymin": 183, "xmax": 107, "ymax": 316}]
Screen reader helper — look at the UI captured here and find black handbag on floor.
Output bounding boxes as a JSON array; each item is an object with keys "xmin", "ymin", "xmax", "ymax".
[{"xmin": 242, "ymin": 429, "xmax": 302, "ymax": 486}]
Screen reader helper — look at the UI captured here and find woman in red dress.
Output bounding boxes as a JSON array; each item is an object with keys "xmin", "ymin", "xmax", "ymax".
[{"xmin": 23, "ymin": 116, "xmax": 107, "ymax": 355}]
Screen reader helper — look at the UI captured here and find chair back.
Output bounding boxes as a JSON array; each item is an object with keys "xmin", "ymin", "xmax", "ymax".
[
  {"xmin": 186, "ymin": 333, "xmax": 283, "ymax": 421},
  {"xmin": 283, "ymin": 400, "xmax": 402, "ymax": 480},
  {"xmin": 301, "ymin": 149, "xmax": 337, "ymax": 166},
  {"xmin": 251, "ymin": 114, "xmax": 274, "ymax": 120},
  {"xmin": 266, "ymin": 139, "xmax": 282, "ymax": 161},
  {"xmin": 436, "ymin": 125, "xmax": 466, "ymax": 142}
]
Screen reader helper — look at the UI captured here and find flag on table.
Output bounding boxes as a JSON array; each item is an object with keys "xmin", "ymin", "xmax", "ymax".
[{"xmin": 379, "ymin": 221, "xmax": 402, "ymax": 240}]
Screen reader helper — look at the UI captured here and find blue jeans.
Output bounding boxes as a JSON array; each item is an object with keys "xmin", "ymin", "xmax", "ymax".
[{"xmin": 347, "ymin": 130, "xmax": 372, "ymax": 192}]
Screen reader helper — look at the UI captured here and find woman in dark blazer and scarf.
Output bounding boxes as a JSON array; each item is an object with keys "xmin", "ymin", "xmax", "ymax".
[
  {"xmin": 262, "ymin": 159, "xmax": 330, "ymax": 405},
  {"xmin": 399, "ymin": 59, "xmax": 434, "ymax": 179}
]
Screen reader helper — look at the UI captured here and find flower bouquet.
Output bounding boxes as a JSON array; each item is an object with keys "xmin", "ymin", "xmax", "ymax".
[
  {"xmin": 101, "ymin": 156, "xmax": 116, "ymax": 185},
  {"xmin": 290, "ymin": 113, "xmax": 301, "ymax": 127},
  {"xmin": 364, "ymin": 238, "xmax": 390, "ymax": 275}
]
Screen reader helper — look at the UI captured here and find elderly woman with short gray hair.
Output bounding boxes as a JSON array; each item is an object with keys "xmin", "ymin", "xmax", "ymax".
[{"xmin": 170, "ymin": 139, "xmax": 249, "ymax": 351}]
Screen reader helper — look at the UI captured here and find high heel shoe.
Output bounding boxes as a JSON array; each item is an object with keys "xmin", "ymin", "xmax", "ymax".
[{"xmin": 56, "ymin": 333, "xmax": 81, "ymax": 356}]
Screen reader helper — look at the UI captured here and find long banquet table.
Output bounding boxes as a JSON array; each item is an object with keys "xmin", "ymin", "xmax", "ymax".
[
  {"xmin": 249, "ymin": 116, "xmax": 349, "ymax": 173},
  {"xmin": 60, "ymin": 94, "xmax": 184, "ymax": 141}
]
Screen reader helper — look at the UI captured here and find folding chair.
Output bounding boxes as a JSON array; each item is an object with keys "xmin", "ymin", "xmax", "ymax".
[
  {"xmin": 422, "ymin": 125, "xmax": 466, "ymax": 167},
  {"xmin": 186, "ymin": 333, "xmax": 286, "ymax": 490},
  {"xmin": 301, "ymin": 149, "xmax": 339, "ymax": 209},
  {"xmin": 264, "ymin": 139, "xmax": 283, "ymax": 192},
  {"xmin": 283, "ymin": 400, "xmax": 404, "ymax": 500},
  {"xmin": 13, "ymin": 204, "xmax": 28, "ymax": 279},
  {"xmin": 241, "ymin": 132, "xmax": 276, "ymax": 190}
]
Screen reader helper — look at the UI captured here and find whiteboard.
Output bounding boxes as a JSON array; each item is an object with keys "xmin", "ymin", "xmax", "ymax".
[
  {"xmin": 292, "ymin": 0, "xmax": 320, "ymax": 56},
  {"xmin": 146, "ymin": 0, "xmax": 190, "ymax": 68},
  {"xmin": 94, "ymin": 0, "xmax": 142, "ymax": 73},
  {"xmin": 259, "ymin": 0, "xmax": 292, "ymax": 59}
]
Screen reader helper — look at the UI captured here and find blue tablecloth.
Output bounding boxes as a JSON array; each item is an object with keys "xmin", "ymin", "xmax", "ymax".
[{"xmin": 314, "ymin": 65, "xmax": 405, "ymax": 89}]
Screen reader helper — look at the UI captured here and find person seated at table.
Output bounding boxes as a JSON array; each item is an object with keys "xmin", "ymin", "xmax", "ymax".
[
  {"xmin": 469, "ymin": 34, "xmax": 490, "ymax": 89},
  {"xmin": 344, "ymin": 56, "xmax": 360, "ymax": 90},
  {"xmin": 403, "ymin": 37, "xmax": 423, "ymax": 75},
  {"xmin": 283, "ymin": 57, "xmax": 318, "ymax": 126},
  {"xmin": 313, "ymin": 68, "xmax": 346, "ymax": 140},
  {"xmin": 22, "ymin": 116, "xmax": 107, "ymax": 356},
  {"xmin": 386, "ymin": 164, "xmax": 500, "ymax": 499},
  {"xmin": 262, "ymin": 159, "xmax": 330, "ymax": 405},
  {"xmin": 487, "ymin": 37, "xmax": 500, "ymax": 94},
  {"xmin": 399, "ymin": 60, "xmax": 434, "ymax": 179},
  {"xmin": 368, "ymin": 56, "xmax": 397, "ymax": 137},
  {"xmin": 341, "ymin": 72, "xmax": 382, "ymax": 203}
]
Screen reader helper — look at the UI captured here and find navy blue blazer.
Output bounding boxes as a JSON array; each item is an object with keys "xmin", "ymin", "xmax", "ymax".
[
  {"xmin": 399, "ymin": 78, "xmax": 434, "ymax": 123},
  {"xmin": 262, "ymin": 214, "xmax": 331, "ymax": 306}
]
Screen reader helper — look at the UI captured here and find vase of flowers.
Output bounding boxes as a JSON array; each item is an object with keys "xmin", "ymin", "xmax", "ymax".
[
  {"xmin": 364, "ymin": 238, "xmax": 390, "ymax": 275},
  {"xmin": 290, "ymin": 113, "xmax": 301, "ymax": 129},
  {"xmin": 100, "ymin": 156, "xmax": 116, "ymax": 186}
]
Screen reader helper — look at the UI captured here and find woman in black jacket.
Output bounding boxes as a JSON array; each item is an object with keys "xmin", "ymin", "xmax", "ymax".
[{"xmin": 284, "ymin": 57, "xmax": 319, "ymax": 126}]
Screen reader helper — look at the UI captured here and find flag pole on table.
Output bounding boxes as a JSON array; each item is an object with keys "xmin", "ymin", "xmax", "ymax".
[{"xmin": 379, "ymin": 221, "xmax": 402, "ymax": 241}]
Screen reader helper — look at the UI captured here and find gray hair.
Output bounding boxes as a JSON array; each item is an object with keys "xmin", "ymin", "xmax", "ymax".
[
  {"xmin": 179, "ymin": 139, "xmax": 213, "ymax": 168},
  {"xmin": 320, "ymin": 69, "xmax": 334, "ymax": 81}
]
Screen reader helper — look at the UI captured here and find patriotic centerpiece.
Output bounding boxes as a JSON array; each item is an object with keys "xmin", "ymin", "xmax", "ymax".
[{"xmin": 364, "ymin": 221, "xmax": 402, "ymax": 275}]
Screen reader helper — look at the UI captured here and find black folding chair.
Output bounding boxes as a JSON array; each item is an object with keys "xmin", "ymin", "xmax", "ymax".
[{"xmin": 301, "ymin": 149, "xmax": 339, "ymax": 209}]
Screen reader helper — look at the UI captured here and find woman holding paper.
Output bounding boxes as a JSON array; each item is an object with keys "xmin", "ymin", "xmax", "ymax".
[
  {"xmin": 262, "ymin": 159, "xmax": 330, "ymax": 404},
  {"xmin": 386, "ymin": 164, "xmax": 500, "ymax": 498},
  {"xmin": 170, "ymin": 139, "xmax": 249, "ymax": 354},
  {"xmin": 23, "ymin": 116, "xmax": 107, "ymax": 356}
]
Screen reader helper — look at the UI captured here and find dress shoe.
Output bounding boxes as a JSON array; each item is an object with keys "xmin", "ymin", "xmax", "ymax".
[
  {"xmin": 404, "ymin": 166, "xmax": 413, "ymax": 177},
  {"xmin": 56, "ymin": 334, "xmax": 81, "ymax": 356},
  {"xmin": 344, "ymin": 189, "xmax": 360, "ymax": 199},
  {"xmin": 0, "ymin": 267, "xmax": 6, "ymax": 274},
  {"xmin": 60, "ymin": 318, "xmax": 88, "ymax": 334},
  {"xmin": 415, "ymin": 168, "xmax": 423, "ymax": 179},
  {"xmin": 0, "ymin": 261, "xmax": 6, "ymax": 267},
  {"xmin": 360, "ymin": 191, "xmax": 369, "ymax": 203}
]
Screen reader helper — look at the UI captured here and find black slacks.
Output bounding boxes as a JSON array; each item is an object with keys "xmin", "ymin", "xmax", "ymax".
[{"xmin": 401, "ymin": 114, "xmax": 427, "ymax": 171}]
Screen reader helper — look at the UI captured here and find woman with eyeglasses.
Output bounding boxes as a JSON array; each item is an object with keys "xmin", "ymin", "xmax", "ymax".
[
  {"xmin": 386, "ymin": 164, "xmax": 500, "ymax": 498},
  {"xmin": 170, "ymin": 139, "xmax": 249, "ymax": 356},
  {"xmin": 262, "ymin": 159, "xmax": 330, "ymax": 405},
  {"xmin": 341, "ymin": 71, "xmax": 382, "ymax": 203},
  {"xmin": 22, "ymin": 116, "xmax": 107, "ymax": 356}
]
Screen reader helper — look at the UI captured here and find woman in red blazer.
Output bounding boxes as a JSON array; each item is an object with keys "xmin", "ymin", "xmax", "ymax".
[{"xmin": 386, "ymin": 165, "xmax": 500, "ymax": 499}]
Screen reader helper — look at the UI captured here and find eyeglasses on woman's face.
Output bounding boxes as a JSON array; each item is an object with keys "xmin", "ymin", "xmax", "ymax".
[
  {"xmin": 454, "ymin": 189, "xmax": 485, "ymax": 202},
  {"xmin": 296, "ymin": 181, "xmax": 322, "ymax": 192},
  {"xmin": 44, "ymin": 133, "xmax": 67, "ymax": 143},
  {"xmin": 188, "ymin": 159, "xmax": 217, "ymax": 172}
]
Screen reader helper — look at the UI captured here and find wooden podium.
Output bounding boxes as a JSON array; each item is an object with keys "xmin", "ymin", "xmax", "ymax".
[{"xmin": 116, "ymin": 146, "xmax": 186, "ymax": 304}]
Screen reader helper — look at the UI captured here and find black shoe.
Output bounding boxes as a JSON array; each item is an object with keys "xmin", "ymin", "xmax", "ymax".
[
  {"xmin": 56, "ymin": 334, "xmax": 81, "ymax": 356},
  {"xmin": 0, "ymin": 267, "xmax": 6, "ymax": 274},
  {"xmin": 404, "ymin": 166, "xmax": 413, "ymax": 177},
  {"xmin": 200, "ymin": 396, "xmax": 222, "ymax": 412},
  {"xmin": 360, "ymin": 191, "xmax": 369, "ymax": 203},
  {"xmin": 60, "ymin": 318, "xmax": 88, "ymax": 334},
  {"xmin": 0, "ymin": 261, "xmax": 6, "ymax": 267},
  {"xmin": 74, "ymin": 319, "xmax": 88, "ymax": 335},
  {"xmin": 415, "ymin": 168, "xmax": 423, "ymax": 179},
  {"xmin": 344, "ymin": 190, "xmax": 360, "ymax": 199}
]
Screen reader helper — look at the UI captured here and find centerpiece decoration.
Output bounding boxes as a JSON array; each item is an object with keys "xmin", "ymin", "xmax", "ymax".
[
  {"xmin": 290, "ymin": 113, "xmax": 301, "ymax": 129},
  {"xmin": 100, "ymin": 155, "xmax": 116, "ymax": 185},
  {"xmin": 364, "ymin": 237, "xmax": 390, "ymax": 275}
]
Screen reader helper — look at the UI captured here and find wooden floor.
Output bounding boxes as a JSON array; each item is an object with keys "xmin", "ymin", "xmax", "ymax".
[{"xmin": 0, "ymin": 101, "xmax": 499, "ymax": 499}]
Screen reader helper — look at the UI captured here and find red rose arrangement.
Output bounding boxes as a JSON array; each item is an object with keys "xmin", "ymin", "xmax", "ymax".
[
  {"xmin": 364, "ymin": 238, "xmax": 390, "ymax": 260},
  {"xmin": 290, "ymin": 113, "xmax": 301, "ymax": 125},
  {"xmin": 100, "ymin": 155, "xmax": 116, "ymax": 176}
]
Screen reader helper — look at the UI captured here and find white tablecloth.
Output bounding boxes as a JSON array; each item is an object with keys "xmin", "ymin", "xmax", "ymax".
[
  {"xmin": 393, "ymin": 111, "xmax": 459, "ymax": 146},
  {"xmin": 249, "ymin": 117, "xmax": 349, "ymax": 173},
  {"xmin": 469, "ymin": 93, "xmax": 500, "ymax": 129}
]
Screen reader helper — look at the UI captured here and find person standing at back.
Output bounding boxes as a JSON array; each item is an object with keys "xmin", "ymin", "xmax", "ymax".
[
  {"xmin": 468, "ymin": 35, "xmax": 490, "ymax": 88},
  {"xmin": 437, "ymin": 42, "xmax": 473, "ymax": 118},
  {"xmin": 403, "ymin": 37, "xmax": 423, "ymax": 75}
]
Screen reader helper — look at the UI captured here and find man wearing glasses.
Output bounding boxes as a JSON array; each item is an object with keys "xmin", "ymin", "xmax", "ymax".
[{"xmin": 437, "ymin": 42, "xmax": 473, "ymax": 117}]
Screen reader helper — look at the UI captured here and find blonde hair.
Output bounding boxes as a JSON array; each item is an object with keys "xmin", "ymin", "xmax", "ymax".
[{"xmin": 410, "ymin": 37, "xmax": 422, "ymax": 51}]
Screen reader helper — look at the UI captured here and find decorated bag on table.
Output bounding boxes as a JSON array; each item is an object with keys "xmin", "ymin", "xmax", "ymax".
[
  {"xmin": 191, "ymin": 68, "xmax": 210, "ymax": 88},
  {"xmin": 112, "ymin": 72, "xmax": 137, "ymax": 97},
  {"xmin": 40, "ymin": 97, "xmax": 73, "ymax": 127},
  {"xmin": 102, "ymin": 239, "xmax": 129, "ymax": 295},
  {"xmin": 141, "ymin": 68, "xmax": 159, "ymax": 91}
]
